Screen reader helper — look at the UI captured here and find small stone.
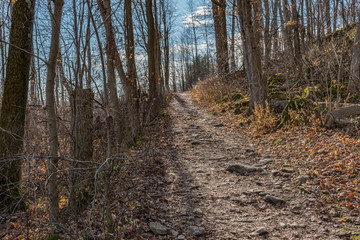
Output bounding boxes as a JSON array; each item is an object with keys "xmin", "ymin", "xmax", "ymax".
[
  {"xmin": 196, "ymin": 170, "xmax": 205, "ymax": 173},
  {"xmin": 149, "ymin": 222, "xmax": 169, "ymax": 235},
  {"xmin": 279, "ymin": 222, "xmax": 287, "ymax": 228},
  {"xmin": 214, "ymin": 123, "xmax": 224, "ymax": 127},
  {"xmin": 194, "ymin": 208, "xmax": 202, "ymax": 215},
  {"xmin": 282, "ymin": 173, "xmax": 292, "ymax": 177},
  {"xmin": 272, "ymin": 170, "xmax": 281, "ymax": 176},
  {"xmin": 226, "ymin": 164, "xmax": 260, "ymax": 174},
  {"xmin": 281, "ymin": 167, "xmax": 295, "ymax": 173},
  {"xmin": 252, "ymin": 227, "xmax": 268, "ymax": 236},
  {"xmin": 264, "ymin": 195, "xmax": 286, "ymax": 204},
  {"xmin": 191, "ymin": 141, "xmax": 201, "ymax": 145},
  {"xmin": 245, "ymin": 148, "xmax": 254, "ymax": 153},
  {"xmin": 171, "ymin": 230, "xmax": 179, "ymax": 237},
  {"xmin": 259, "ymin": 159, "xmax": 273, "ymax": 165},
  {"xmin": 188, "ymin": 226, "xmax": 205, "ymax": 236},
  {"xmin": 296, "ymin": 175, "xmax": 309, "ymax": 184},
  {"xmin": 178, "ymin": 235, "xmax": 186, "ymax": 240}
]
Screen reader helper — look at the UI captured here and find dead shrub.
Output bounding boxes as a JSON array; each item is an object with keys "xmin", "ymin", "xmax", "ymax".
[
  {"xmin": 191, "ymin": 76, "xmax": 235, "ymax": 105},
  {"xmin": 252, "ymin": 102, "xmax": 277, "ymax": 132}
]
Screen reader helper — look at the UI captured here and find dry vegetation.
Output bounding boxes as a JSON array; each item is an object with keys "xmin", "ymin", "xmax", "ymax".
[{"xmin": 190, "ymin": 26, "xmax": 360, "ymax": 225}]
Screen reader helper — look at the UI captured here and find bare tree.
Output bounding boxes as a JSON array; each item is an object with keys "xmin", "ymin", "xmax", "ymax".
[
  {"xmin": 46, "ymin": 0, "xmax": 64, "ymax": 223},
  {"xmin": 238, "ymin": 0, "xmax": 266, "ymax": 110},
  {"xmin": 212, "ymin": 0, "xmax": 229, "ymax": 75},
  {"xmin": 0, "ymin": 0, "xmax": 35, "ymax": 210}
]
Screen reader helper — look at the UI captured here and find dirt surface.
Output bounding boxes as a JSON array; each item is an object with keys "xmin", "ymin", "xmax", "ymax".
[{"xmin": 140, "ymin": 92, "xmax": 350, "ymax": 240}]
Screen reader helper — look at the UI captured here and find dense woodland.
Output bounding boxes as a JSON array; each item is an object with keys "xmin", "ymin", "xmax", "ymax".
[{"xmin": 0, "ymin": 0, "xmax": 360, "ymax": 239}]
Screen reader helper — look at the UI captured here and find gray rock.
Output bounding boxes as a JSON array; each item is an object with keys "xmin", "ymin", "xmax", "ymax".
[
  {"xmin": 178, "ymin": 235, "xmax": 186, "ymax": 240},
  {"xmin": 226, "ymin": 164, "xmax": 261, "ymax": 174},
  {"xmin": 296, "ymin": 175, "xmax": 309, "ymax": 184},
  {"xmin": 272, "ymin": 170, "xmax": 281, "ymax": 176},
  {"xmin": 149, "ymin": 222, "xmax": 169, "ymax": 235},
  {"xmin": 171, "ymin": 230, "xmax": 179, "ymax": 237},
  {"xmin": 259, "ymin": 159, "xmax": 273, "ymax": 165},
  {"xmin": 188, "ymin": 226, "xmax": 205, "ymax": 236},
  {"xmin": 194, "ymin": 208, "xmax": 202, "ymax": 215},
  {"xmin": 252, "ymin": 227, "xmax": 268, "ymax": 236},
  {"xmin": 281, "ymin": 167, "xmax": 295, "ymax": 173},
  {"xmin": 264, "ymin": 195, "xmax": 286, "ymax": 204},
  {"xmin": 279, "ymin": 222, "xmax": 287, "ymax": 228}
]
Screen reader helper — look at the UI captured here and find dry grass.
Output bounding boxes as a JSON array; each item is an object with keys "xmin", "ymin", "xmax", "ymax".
[
  {"xmin": 252, "ymin": 102, "xmax": 277, "ymax": 132},
  {"xmin": 191, "ymin": 76, "xmax": 236, "ymax": 105}
]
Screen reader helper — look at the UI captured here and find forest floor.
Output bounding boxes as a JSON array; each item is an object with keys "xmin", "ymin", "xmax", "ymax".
[{"xmin": 136, "ymin": 92, "xmax": 360, "ymax": 240}]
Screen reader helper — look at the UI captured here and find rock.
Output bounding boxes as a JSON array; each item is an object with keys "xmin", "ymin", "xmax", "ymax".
[
  {"xmin": 281, "ymin": 167, "xmax": 295, "ymax": 173},
  {"xmin": 171, "ymin": 230, "xmax": 179, "ymax": 237},
  {"xmin": 188, "ymin": 226, "xmax": 205, "ymax": 236},
  {"xmin": 226, "ymin": 164, "xmax": 262, "ymax": 174},
  {"xmin": 194, "ymin": 208, "xmax": 202, "ymax": 215},
  {"xmin": 191, "ymin": 141, "xmax": 201, "ymax": 145},
  {"xmin": 149, "ymin": 222, "xmax": 169, "ymax": 235},
  {"xmin": 251, "ymin": 227, "xmax": 268, "ymax": 236},
  {"xmin": 279, "ymin": 222, "xmax": 287, "ymax": 228},
  {"xmin": 296, "ymin": 175, "xmax": 309, "ymax": 184},
  {"xmin": 264, "ymin": 195, "xmax": 286, "ymax": 204},
  {"xmin": 245, "ymin": 148, "xmax": 255, "ymax": 153},
  {"xmin": 272, "ymin": 170, "xmax": 281, "ymax": 176},
  {"xmin": 196, "ymin": 170, "xmax": 205, "ymax": 173},
  {"xmin": 282, "ymin": 173, "xmax": 292, "ymax": 177},
  {"xmin": 259, "ymin": 159, "xmax": 273, "ymax": 165},
  {"xmin": 214, "ymin": 123, "xmax": 224, "ymax": 127},
  {"xmin": 178, "ymin": 235, "xmax": 186, "ymax": 240}
]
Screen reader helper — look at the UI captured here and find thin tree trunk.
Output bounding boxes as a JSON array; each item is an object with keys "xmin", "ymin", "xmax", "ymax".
[
  {"xmin": 238, "ymin": 0, "xmax": 266, "ymax": 110},
  {"xmin": 230, "ymin": 0, "xmax": 236, "ymax": 71},
  {"xmin": 46, "ymin": 0, "xmax": 64, "ymax": 223},
  {"xmin": 125, "ymin": 0, "xmax": 140, "ymax": 138},
  {"xmin": 147, "ymin": 0, "xmax": 160, "ymax": 116}
]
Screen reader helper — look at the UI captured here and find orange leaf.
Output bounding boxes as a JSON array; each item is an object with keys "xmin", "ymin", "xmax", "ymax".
[{"xmin": 345, "ymin": 192, "xmax": 355, "ymax": 200}]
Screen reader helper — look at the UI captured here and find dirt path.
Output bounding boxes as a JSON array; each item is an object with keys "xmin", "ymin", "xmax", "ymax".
[{"xmin": 146, "ymin": 92, "xmax": 344, "ymax": 240}]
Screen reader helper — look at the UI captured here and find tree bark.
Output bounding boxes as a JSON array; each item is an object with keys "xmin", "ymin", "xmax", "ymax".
[
  {"xmin": 125, "ymin": 0, "xmax": 140, "ymax": 138},
  {"xmin": 349, "ymin": 20, "xmax": 360, "ymax": 94},
  {"xmin": 146, "ymin": 0, "xmax": 160, "ymax": 116},
  {"xmin": 238, "ymin": 0, "xmax": 266, "ymax": 110},
  {"xmin": 0, "ymin": 0, "xmax": 35, "ymax": 210},
  {"xmin": 212, "ymin": 0, "xmax": 229, "ymax": 75},
  {"xmin": 46, "ymin": 0, "xmax": 64, "ymax": 223}
]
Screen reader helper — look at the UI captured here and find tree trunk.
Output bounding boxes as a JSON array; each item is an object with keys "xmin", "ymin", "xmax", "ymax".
[
  {"xmin": 0, "ymin": 0, "xmax": 35, "ymax": 210},
  {"xmin": 125, "ymin": 0, "xmax": 140, "ymax": 138},
  {"xmin": 212, "ymin": 0, "xmax": 229, "ymax": 75},
  {"xmin": 46, "ymin": 0, "xmax": 64, "ymax": 223},
  {"xmin": 230, "ymin": 0, "xmax": 237, "ymax": 71},
  {"xmin": 69, "ymin": 88, "xmax": 94, "ymax": 214},
  {"xmin": 146, "ymin": 0, "xmax": 160, "ymax": 116},
  {"xmin": 291, "ymin": 0, "xmax": 302, "ymax": 69},
  {"xmin": 349, "ymin": 20, "xmax": 360, "ymax": 94},
  {"xmin": 264, "ymin": 0, "xmax": 271, "ymax": 63},
  {"xmin": 238, "ymin": 0, "xmax": 267, "ymax": 110}
]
